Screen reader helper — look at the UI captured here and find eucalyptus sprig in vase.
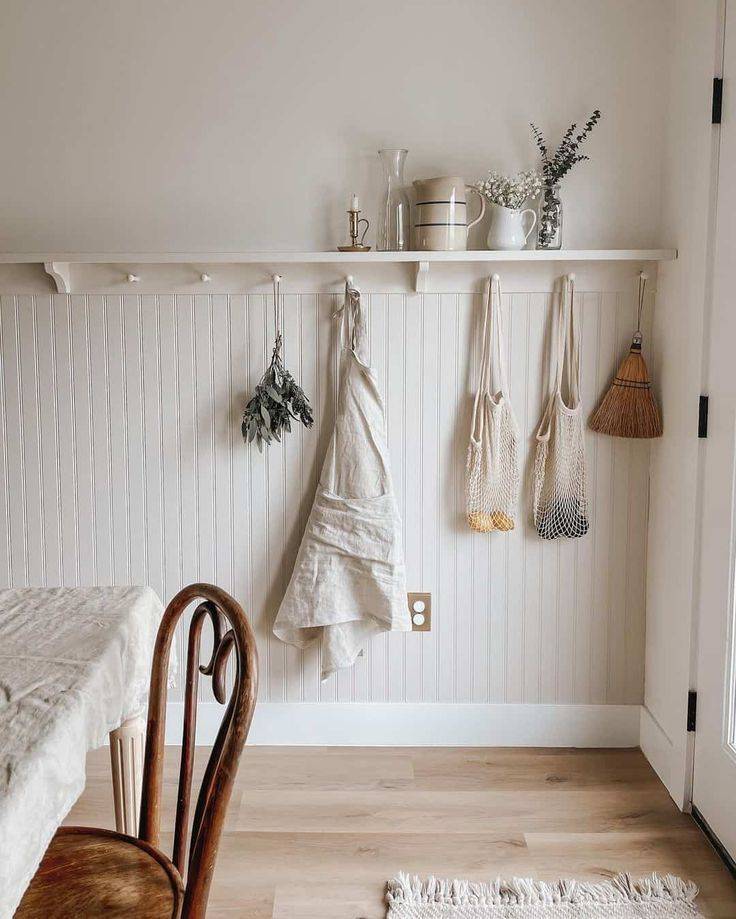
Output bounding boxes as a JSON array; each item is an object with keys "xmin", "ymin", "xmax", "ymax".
[{"xmin": 531, "ymin": 109, "xmax": 602, "ymax": 249}]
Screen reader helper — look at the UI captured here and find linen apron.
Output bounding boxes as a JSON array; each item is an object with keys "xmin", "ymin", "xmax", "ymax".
[{"xmin": 273, "ymin": 281, "xmax": 410, "ymax": 679}]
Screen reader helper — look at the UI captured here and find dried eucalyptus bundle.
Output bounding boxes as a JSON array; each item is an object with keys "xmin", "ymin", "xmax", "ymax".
[
  {"xmin": 530, "ymin": 109, "xmax": 602, "ymax": 185},
  {"xmin": 242, "ymin": 276, "xmax": 314, "ymax": 451}
]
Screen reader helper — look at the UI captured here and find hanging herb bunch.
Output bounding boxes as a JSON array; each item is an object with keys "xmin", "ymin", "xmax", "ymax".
[
  {"xmin": 242, "ymin": 275, "xmax": 314, "ymax": 451},
  {"xmin": 530, "ymin": 109, "xmax": 602, "ymax": 249}
]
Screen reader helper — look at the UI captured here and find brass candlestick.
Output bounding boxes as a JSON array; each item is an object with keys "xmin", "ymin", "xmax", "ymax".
[{"xmin": 338, "ymin": 207, "xmax": 371, "ymax": 252}]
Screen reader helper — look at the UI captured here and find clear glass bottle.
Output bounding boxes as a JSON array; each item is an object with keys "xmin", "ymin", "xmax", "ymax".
[
  {"xmin": 537, "ymin": 182, "xmax": 563, "ymax": 250},
  {"xmin": 377, "ymin": 149, "xmax": 411, "ymax": 251}
]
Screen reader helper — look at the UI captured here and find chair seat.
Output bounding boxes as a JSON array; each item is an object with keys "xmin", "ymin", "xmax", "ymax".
[{"xmin": 16, "ymin": 826, "xmax": 184, "ymax": 918}]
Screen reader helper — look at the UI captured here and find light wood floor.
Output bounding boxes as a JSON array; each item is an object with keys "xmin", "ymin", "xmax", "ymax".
[{"xmin": 67, "ymin": 747, "xmax": 736, "ymax": 918}]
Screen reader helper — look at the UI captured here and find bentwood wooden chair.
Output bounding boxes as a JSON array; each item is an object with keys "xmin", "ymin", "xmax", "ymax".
[{"xmin": 17, "ymin": 583, "xmax": 259, "ymax": 919}]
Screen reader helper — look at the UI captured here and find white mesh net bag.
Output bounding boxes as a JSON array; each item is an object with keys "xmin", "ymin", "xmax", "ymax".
[
  {"xmin": 532, "ymin": 274, "xmax": 589, "ymax": 539},
  {"xmin": 466, "ymin": 275, "xmax": 520, "ymax": 533}
]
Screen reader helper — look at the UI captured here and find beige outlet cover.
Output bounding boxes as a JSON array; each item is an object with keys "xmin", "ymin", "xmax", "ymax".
[{"xmin": 408, "ymin": 592, "xmax": 431, "ymax": 631}]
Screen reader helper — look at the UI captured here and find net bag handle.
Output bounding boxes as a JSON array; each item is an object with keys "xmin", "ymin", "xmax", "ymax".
[
  {"xmin": 558, "ymin": 274, "xmax": 580, "ymax": 406},
  {"xmin": 536, "ymin": 275, "xmax": 577, "ymax": 441},
  {"xmin": 470, "ymin": 277, "xmax": 494, "ymax": 443},
  {"xmin": 488, "ymin": 274, "xmax": 509, "ymax": 399}
]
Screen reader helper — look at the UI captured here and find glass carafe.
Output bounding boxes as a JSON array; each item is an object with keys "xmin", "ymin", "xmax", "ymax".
[{"xmin": 377, "ymin": 149, "xmax": 411, "ymax": 251}]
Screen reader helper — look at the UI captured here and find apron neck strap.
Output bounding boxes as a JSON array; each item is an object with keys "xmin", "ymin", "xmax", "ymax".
[{"xmin": 335, "ymin": 280, "xmax": 368, "ymax": 362}]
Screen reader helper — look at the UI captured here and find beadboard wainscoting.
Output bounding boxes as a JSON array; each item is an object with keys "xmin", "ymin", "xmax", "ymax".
[{"xmin": 0, "ymin": 288, "xmax": 651, "ymax": 741}]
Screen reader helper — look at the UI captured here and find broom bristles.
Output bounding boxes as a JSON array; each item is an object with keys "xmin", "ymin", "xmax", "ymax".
[{"xmin": 589, "ymin": 346, "xmax": 662, "ymax": 438}]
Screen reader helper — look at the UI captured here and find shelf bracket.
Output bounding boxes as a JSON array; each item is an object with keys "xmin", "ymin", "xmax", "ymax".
[
  {"xmin": 414, "ymin": 260, "xmax": 430, "ymax": 293},
  {"xmin": 44, "ymin": 261, "xmax": 71, "ymax": 293}
]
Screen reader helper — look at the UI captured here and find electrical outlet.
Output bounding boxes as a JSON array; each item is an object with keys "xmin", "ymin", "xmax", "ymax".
[{"xmin": 408, "ymin": 592, "xmax": 431, "ymax": 631}]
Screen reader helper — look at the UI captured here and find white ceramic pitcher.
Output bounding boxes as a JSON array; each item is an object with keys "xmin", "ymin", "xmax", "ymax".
[
  {"xmin": 413, "ymin": 176, "xmax": 486, "ymax": 251},
  {"xmin": 487, "ymin": 205, "xmax": 537, "ymax": 251}
]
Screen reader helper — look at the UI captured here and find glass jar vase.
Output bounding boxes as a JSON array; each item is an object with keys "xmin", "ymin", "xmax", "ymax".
[
  {"xmin": 377, "ymin": 149, "xmax": 411, "ymax": 251},
  {"xmin": 537, "ymin": 183, "xmax": 563, "ymax": 250}
]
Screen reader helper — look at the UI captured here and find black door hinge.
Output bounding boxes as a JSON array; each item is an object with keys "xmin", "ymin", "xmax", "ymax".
[
  {"xmin": 687, "ymin": 690, "xmax": 697, "ymax": 732},
  {"xmin": 713, "ymin": 77, "xmax": 724, "ymax": 124},
  {"xmin": 698, "ymin": 395, "xmax": 709, "ymax": 438}
]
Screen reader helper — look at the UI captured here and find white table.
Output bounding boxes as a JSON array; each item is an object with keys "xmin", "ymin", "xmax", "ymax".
[{"xmin": 0, "ymin": 586, "xmax": 164, "ymax": 918}]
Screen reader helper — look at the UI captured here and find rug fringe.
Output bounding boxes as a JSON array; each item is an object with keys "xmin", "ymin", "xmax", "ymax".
[{"xmin": 386, "ymin": 872, "xmax": 699, "ymax": 908}]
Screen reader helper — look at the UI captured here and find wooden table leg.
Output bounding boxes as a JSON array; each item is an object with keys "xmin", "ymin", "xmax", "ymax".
[{"xmin": 109, "ymin": 713, "xmax": 145, "ymax": 836}]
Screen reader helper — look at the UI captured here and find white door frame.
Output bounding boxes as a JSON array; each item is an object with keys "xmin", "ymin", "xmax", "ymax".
[{"xmin": 640, "ymin": 0, "xmax": 725, "ymax": 810}]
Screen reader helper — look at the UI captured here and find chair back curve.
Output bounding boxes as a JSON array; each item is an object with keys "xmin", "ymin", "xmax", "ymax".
[{"xmin": 138, "ymin": 583, "xmax": 258, "ymax": 919}]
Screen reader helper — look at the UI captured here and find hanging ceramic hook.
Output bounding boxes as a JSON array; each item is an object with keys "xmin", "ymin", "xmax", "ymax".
[{"xmin": 127, "ymin": 273, "xmax": 140, "ymax": 283}]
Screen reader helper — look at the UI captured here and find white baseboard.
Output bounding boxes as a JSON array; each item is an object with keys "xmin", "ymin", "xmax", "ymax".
[{"xmin": 165, "ymin": 701, "xmax": 641, "ymax": 747}]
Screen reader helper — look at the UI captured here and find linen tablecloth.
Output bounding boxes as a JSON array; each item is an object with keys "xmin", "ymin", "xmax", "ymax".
[{"xmin": 0, "ymin": 586, "xmax": 164, "ymax": 917}]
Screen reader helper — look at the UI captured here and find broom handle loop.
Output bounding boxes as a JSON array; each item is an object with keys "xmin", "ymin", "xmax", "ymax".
[{"xmin": 636, "ymin": 272, "xmax": 647, "ymax": 335}]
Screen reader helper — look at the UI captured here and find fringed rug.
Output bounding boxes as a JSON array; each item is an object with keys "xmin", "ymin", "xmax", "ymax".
[{"xmin": 386, "ymin": 873, "xmax": 703, "ymax": 917}]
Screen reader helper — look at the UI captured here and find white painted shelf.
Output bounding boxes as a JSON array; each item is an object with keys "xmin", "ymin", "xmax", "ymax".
[
  {"xmin": 0, "ymin": 249, "xmax": 677, "ymax": 293},
  {"xmin": 0, "ymin": 249, "xmax": 677, "ymax": 264}
]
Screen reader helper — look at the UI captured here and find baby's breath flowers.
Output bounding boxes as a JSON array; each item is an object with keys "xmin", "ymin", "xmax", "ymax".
[{"xmin": 474, "ymin": 170, "xmax": 543, "ymax": 210}]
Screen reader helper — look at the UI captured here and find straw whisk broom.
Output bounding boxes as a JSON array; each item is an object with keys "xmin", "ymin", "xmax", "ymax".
[{"xmin": 589, "ymin": 273, "xmax": 662, "ymax": 438}]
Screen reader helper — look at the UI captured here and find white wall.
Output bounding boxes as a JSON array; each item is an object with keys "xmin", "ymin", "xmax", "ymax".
[
  {"xmin": 0, "ymin": 282, "xmax": 650, "ymax": 719},
  {"xmin": 0, "ymin": 1, "xmax": 684, "ymax": 745},
  {"xmin": 0, "ymin": 0, "xmax": 670, "ymax": 253}
]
